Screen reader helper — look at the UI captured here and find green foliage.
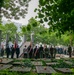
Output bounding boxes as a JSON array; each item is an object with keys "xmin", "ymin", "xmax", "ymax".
[
  {"xmin": 28, "ymin": 17, "xmax": 39, "ymax": 27},
  {"xmin": 0, "ymin": 70, "xmax": 30, "ymax": 75},
  {"xmin": 27, "ymin": 24, "xmax": 31, "ymax": 31},
  {"xmin": 0, "ymin": 0, "xmax": 31, "ymax": 20},
  {"xmin": 52, "ymin": 59, "xmax": 72, "ymax": 68},
  {"xmin": 21, "ymin": 26, "xmax": 27, "ymax": 34},
  {"xmin": 36, "ymin": 0, "xmax": 74, "ymax": 35},
  {"xmin": 21, "ymin": 18, "xmax": 73, "ymax": 45},
  {"xmin": 39, "ymin": 0, "xmax": 48, "ymax": 6},
  {"xmin": 23, "ymin": 59, "xmax": 33, "ymax": 67},
  {"xmin": 0, "ymin": 0, "xmax": 4, "ymax": 7},
  {"xmin": 0, "ymin": 22, "xmax": 21, "ymax": 42},
  {"xmin": 0, "ymin": 24, "xmax": 5, "ymax": 30}
]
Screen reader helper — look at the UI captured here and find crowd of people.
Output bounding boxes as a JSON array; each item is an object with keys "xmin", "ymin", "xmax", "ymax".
[
  {"xmin": 0, "ymin": 44, "xmax": 20, "ymax": 58},
  {"xmin": 23, "ymin": 44, "xmax": 73, "ymax": 59},
  {"xmin": 0, "ymin": 43, "xmax": 73, "ymax": 59}
]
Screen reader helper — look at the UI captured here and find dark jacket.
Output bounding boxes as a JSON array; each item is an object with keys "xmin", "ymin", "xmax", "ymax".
[
  {"xmin": 6, "ymin": 47, "xmax": 10, "ymax": 54},
  {"xmin": 16, "ymin": 47, "xmax": 20, "ymax": 54}
]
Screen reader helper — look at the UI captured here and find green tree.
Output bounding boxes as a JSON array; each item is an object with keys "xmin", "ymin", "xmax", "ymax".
[
  {"xmin": 36, "ymin": 0, "xmax": 74, "ymax": 33},
  {"xmin": 21, "ymin": 18, "xmax": 40, "ymax": 41},
  {"xmin": 0, "ymin": 0, "xmax": 31, "ymax": 23},
  {"xmin": 35, "ymin": 0, "xmax": 74, "ymax": 45},
  {"xmin": 21, "ymin": 18, "xmax": 49, "ymax": 43},
  {"xmin": 21, "ymin": 18, "xmax": 72, "ymax": 45},
  {"xmin": 1, "ymin": 22, "xmax": 18, "ymax": 42}
]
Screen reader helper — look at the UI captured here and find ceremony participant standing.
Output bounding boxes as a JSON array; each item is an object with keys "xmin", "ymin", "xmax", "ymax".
[
  {"xmin": 6, "ymin": 45, "xmax": 10, "ymax": 58},
  {"xmin": 44, "ymin": 45, "xmax": 49, "ymax": 58},
  {"xmin": 11, "ymin": 45, "xmax": 15, "ymax": 58},
  {"xmin": 23, "ymin": 45, "xmax": 27, "ymax": 58},
  {"xmin": 50, "ymin": 45, "xmax": 54, "ymax": 59},
  {"xmin": 16, "ymin": 45, "xmax": 20, "ymax": 58},
  {"xmin": 34, "ymin": 46, "xmax": 39, "ymax": 59},
  {"xmin": 68, "ymin": 45, "xmax": 72, "ymax": 58},
  {"xmin": 39, "ymin": 45, "xmax": 43, "ymax": 58},
  {"xmin": 53, "ymin": 46, "xmax": 57, "ymax": 58},
  {"xmin": 1, "ymin": 45, "xmax": 4, "ymax": 57},
  {"xmin": 28, "ymin": 44, "xmax": 33, "ymax": 58}
]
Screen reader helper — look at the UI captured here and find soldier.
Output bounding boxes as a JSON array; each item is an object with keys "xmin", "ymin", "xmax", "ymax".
[
  {"xmin": 23, "ymin": 45, "xmax": 27, "ymax": 58},
  {"xmin": 34, "ymin": 46, "xmax": 39, "ymax": 59},
  {"xmin": 11, "ymin": 45, "xmax": 15, "ymax": 58},
  {"xmin": 53, "ymin": 46, "xmax": 57, "ymax": 58},
  {"xmin": 16, "ymin": 45, "xmax": 20, "ymax": 58},
  {"xmin": 6, "ymin": 45, "xmax": 10, "ymax": 58},
  {"xmin": 44, "ymin": 45, "xmax": 49, "ymax": 58},
  {"xmin": 28, "ymin": 44, "xmax": 33, "ymax": 58},
  {"xmin": 39, "ymin": 45, "xmax": 43, "ymax": 58},
  {"xmin": 50, "ymin": 45, "xmax": 54, "ymax": 59},
  {"xmin": 68, "ymin": 45, "xmax": 72, "ymax": 58}
]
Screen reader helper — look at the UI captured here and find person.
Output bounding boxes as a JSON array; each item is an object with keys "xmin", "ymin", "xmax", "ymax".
[
  {"xmin": 1, "ymin": 46, "xmax": 4, "ymax": 57},
  {"xmin": 53, "ymin": 46, "xmax": 57, "ymax": 58},
  {"xmin": 50, "ymin": 45, "xmax": 54, "ymax": 59},
  {"xmin": 27, "ymin": 44, "xmax": 33, "ymax": 58},
  {"xmin": 23, "ymin": 45, "xmax": 27, "ymax": 58},
  {"xmin": 44, "ymin": 45, "xmax": 49, "ymax": 58},
  {"xmin": 68, "ymin": 45, "xmax": 72, "ymax": 58},
  {"xmin": 34, "ymin": 46, "xmax": 39, "ymax": 59},
  {"xmin": 16, "ymin": 45, "xmax": 20, "ymax": 58},
  {"xmin": 39, "ymin": 45, "xmax": 43, "ymax": 58},
  {"xmin": 6, "ymin": 45, "xmax": 10, "ymax": 58},
  {"xmin": 11, "ymin": 45, "xmax": 15, "ymax": 58}
]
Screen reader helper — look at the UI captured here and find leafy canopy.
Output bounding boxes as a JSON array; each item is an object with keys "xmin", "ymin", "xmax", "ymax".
[
  {"xmin": 0, "ymin": 0, "xmax": 31, "ymax": 20},
  {"xmin": 35, "ymin": 0, "xmax": 74, "ymax": 35},
  {"xmin": 0, "ymin": 22, "xmax": 18, "ymax": 42}
]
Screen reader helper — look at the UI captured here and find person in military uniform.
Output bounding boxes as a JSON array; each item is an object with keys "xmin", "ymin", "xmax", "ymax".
[
  {"xmin": 16, "ymin": 45, "xmax": 20, "ymax": 58},
  {"xmin": 68, "ymin": 45, "xmax": 72, "ymax": 58},
  {"xmin": 39, "ymin": 45, "xmax": 43, "ymax": 58},
  {"xmin": 11, "ymin": 45, "xmax": 15, "ymax": 58},
  {"xmin": 50, "ymin": 45, "xmax": 54, "ymax": 59},
  {"xmin": 6, "ymin": 45, "xmax": 10, "ymax": 58},
  {"xmin": 44, "ymin": 45, "xmax": 49, "ymax": 58}
]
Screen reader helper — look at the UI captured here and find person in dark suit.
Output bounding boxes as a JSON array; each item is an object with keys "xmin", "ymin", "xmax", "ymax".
[
  {"xmin": 16, "ymin": 45, "xmax": 20, "ymax": 58},
  {"xmin": 39, "ymin": 45, "xmax": 43, "ymax": 58},
  {"xmin": 6, "ymin": 45, "xmax": 10, "ymax": 58},
  {"xmin": 1, "ymin": 46, "xmax": 4, "ymax": 57},
  {"xmin": 53, "ymin": 46, "xmax": 57, "ymax": 58},
  {"xmin": 50, "ymin": 45, "xmax": 54, "ymax": 59},
  {"xmin": 68, "ymin": 45, "xmax": 72, "ymax": 58},
  {"xmin": 27, "ymin": 44, "xmax": 33, "ymax": 58},
  {"xmin": 44, "ymin": 45, "xmax": 49, "ymax": 58},
  {"xmin": 23, "ymin": 45, "xmax": 28, "ymax": 58},
  {"xmin": 34, "ymin": 46, "xmax": 39, "ymax": 59},
  {"xmin": 11, "ymin": 45, "xmax": 15, "ymax": 58}
]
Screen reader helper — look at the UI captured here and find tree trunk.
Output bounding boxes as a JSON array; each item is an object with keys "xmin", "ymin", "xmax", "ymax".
[
  {"xmin": 6, "ymin": 33, "xmax": 9, "ymax": 47},
  {"xmin": 23, "ymin": 34, "xmax": 26, "ymax": 42},
  {"xmin": 15, "ymin": 34, "xmax": 18, "ymax": 45},
  {"xmin": 70, "ymin": 35, "xmax": 73, "ymax": 46}
]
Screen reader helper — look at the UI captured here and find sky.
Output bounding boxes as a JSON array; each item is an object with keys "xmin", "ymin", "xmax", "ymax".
[{"xmin": 2, "ymin": 0, "xmax": 39, "ymax": 25}]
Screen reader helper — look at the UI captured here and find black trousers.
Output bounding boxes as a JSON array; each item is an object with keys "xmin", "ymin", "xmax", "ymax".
[
  {"xmin": 16, "ymin": 53, "xmax": 19, "ymax": 58},
  {"xmin": 7, "ymin": 53, "xmax": 10, "ymax": 58},
  {"xmin": 11, "ymin": 53, "xmax": 14, "ymax": 58}
]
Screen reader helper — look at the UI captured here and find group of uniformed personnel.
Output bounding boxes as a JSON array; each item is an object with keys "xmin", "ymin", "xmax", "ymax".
[
  {"xmin": 6, "ymin": 45, "xmax": 20, "ymax": 58},
  {"xmin": 23, "ymin": 44, "xmax": 57, "ymax": 59}
]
